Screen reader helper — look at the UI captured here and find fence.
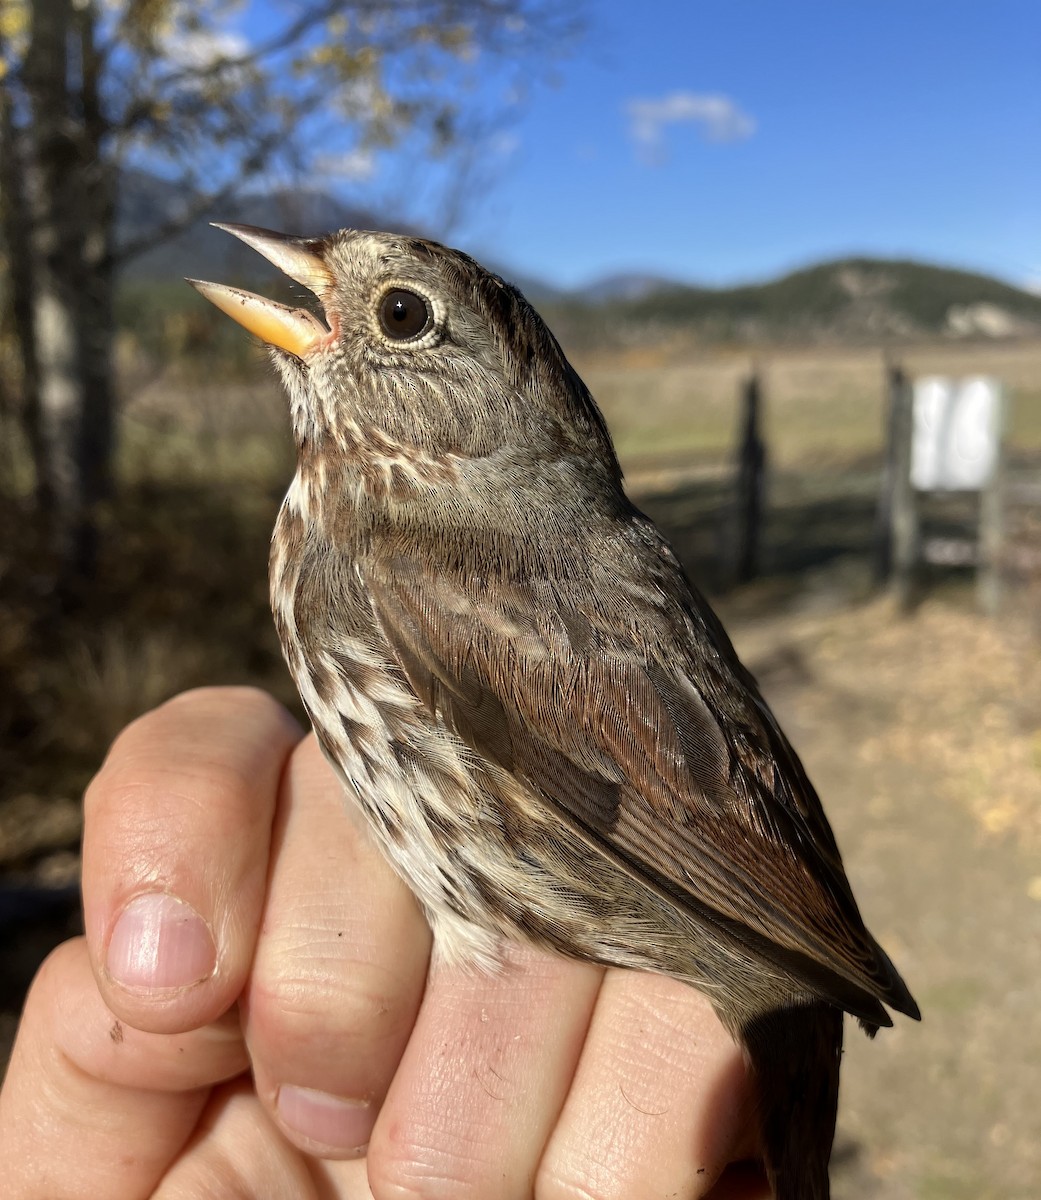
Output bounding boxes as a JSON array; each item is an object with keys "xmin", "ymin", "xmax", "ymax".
[{"xmin": 728, "ymin": 362, "xmax": 1033, "ymax": 612}]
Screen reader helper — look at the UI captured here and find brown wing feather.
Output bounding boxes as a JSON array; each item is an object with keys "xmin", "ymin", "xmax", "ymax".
[{"xmin": 366, "ymin": 555, "xmax": 918, "ymax": 1024}]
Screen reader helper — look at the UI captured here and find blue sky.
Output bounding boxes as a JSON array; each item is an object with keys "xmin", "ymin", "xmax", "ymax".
[
  {"xmin": 444, "ymin": 1, "xmax": 1041, "ymax": 291},
  {"xmin": 223, "ymin": 2, "xmax": 1038, "ymax": 291}
]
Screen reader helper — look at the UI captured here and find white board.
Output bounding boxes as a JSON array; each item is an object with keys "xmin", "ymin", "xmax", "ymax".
[{"xmin": 911, "ymin": 376, "xmax": 1002, "ymax": 491}]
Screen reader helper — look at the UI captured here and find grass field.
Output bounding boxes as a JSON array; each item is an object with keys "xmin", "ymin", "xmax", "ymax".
[{"xmin": 573, "ymin": 339, "xmax": 1041, "ymax": 469}]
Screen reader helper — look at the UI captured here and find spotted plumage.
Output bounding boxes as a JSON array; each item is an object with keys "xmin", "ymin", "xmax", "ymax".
[{"xmin": 192, "ymin": 224, "xmax": 919, "ymax": 1200}]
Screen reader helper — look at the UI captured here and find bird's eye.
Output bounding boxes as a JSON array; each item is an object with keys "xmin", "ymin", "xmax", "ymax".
[{"xmin": 378, "ymin": 288, "xmax": 433, "ymax": 341}]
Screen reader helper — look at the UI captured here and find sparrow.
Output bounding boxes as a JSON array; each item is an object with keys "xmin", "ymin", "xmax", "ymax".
[{"xmin": 190, "ymin": 223, "xmax": 919, "ymax": 1199}]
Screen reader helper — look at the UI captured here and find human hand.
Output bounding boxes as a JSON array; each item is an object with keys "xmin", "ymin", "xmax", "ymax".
[{"xmin": 0, "ymin": 687, "xmax": 769, "ymax": 1198}]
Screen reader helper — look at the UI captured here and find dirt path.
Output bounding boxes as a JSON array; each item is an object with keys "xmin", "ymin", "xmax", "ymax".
[{"xmin": 730, "ymin": 595, "xmax": 1041, "ymax": 1200}]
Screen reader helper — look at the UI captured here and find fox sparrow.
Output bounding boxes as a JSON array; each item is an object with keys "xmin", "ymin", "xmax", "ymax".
[{"xmin": 190, "ymin": 224, "xmax": 918, "ymax": 1199}]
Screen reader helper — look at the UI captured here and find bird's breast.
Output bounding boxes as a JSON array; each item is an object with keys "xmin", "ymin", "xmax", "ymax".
[{"xmin": 269, "ymin": 496, "xmax": 514, "ymax": 964}]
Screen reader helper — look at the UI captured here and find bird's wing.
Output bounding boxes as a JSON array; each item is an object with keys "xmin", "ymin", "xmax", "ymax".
[{"xmin": 365, "ymin": 551, "xmax": 918, "ymax": 1025}]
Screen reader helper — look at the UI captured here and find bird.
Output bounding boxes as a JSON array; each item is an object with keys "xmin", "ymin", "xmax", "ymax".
[{"xmin": 190, "ymin": 223, "xmax": 919, "ymax": 1199}]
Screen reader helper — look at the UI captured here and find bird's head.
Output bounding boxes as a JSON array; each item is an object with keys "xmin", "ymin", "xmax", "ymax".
[{"xmin": 190, "ymin": 226, "xmax": 620, "ymax": 526}]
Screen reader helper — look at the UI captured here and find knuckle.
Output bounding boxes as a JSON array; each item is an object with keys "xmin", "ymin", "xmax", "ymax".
[
  {"xmin": 161, "ymin": 684, "xmax": 296, "ymax": 730},
  {"xmin": 535, "ymin": 1162, "xmax": 608, "ymax": 1200},
  {"xmin": 88, "ymin": 686, "xmax": 295, "ymax": 812},
  {"xmin": 84, "ymin": 772, "xmax": 233, "ymax": 873},
  {"xmin": 535, "ymin": 1158, "xmax": 718, "ymax": 1200},
  {"xmin": 161, "ymin": 683, "xmax": 270, "ymax": 714},
  {"xmin": 366, "ymin": 1137, "xmax": 496, "ymax": 1200},
  {"xmin": 86, "ymin": 743, "xmax": 260, "ymax": 844},
  {"xmin": 250, "ymin": 960, "xmax": 415, "ymax": 1055}
]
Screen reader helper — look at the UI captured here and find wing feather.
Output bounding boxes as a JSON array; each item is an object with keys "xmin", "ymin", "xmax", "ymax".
[{"xmin": 366, "ymin": 553, "xmax": 918, "ymax": 1023}]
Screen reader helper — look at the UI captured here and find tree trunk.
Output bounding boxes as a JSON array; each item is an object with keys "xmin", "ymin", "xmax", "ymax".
[
  {"xmin": 73, "ymin": 0, "xmax": 117, "ymax": 579},
  {"xmin": 23, "ymin": 0, "xmax": 115, "ymax": 585},
  {"xmin": 0, "ymin": 23, "xmax": 47, "ymax": 504}
]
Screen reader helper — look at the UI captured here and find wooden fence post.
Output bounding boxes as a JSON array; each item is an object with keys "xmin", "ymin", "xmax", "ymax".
[
  {"xmin": 875, "ymin": 360, "xmax": 899, "ymax": 583},
  {"xmin": 733, "ymin": 370, "xmax": 765, "ymax": 583},
  {"xmin": 886, "ymin": 366, "xmax": 918, "ymax": 610}
]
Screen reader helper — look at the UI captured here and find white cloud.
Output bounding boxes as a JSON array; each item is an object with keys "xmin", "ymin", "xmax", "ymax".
[
  {"xmin": 313, "ymin": 149, "xmax": 378, "ymax": 182},
  {"xmin": 625, "ymin": 91, "xmax": 756, "ymax": 163}
]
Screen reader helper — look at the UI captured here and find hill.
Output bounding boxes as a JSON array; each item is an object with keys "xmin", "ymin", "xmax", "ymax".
[
  {"xmin": 536, "ymin": 259, "xmax": 1041, "ymax": 348},
  {"xmin": 113, "ymin": 173, "xmax": 1041, "ymax": 348},
  {"xmin": 117, "ymin": 170, "xmax": 391, "ymax": 284}
]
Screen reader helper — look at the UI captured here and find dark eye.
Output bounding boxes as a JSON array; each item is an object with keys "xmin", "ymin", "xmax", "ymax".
[{"xmin": 378, "ymin": 288, "xmax": 433, "ymax": 340}]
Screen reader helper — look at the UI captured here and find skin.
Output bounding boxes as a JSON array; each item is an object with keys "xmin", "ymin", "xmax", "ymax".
[{"xmin": 0, "ymin": 687, "xmax": 771, "ymax": 1199}]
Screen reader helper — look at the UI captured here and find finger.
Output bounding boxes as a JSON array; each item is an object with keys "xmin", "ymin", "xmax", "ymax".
[
  {"xmin": 152, "ymin": 1080, "xmax": 316, "ymax": 1199},
  {"xmin": 82, "ymin": 687, "xmax": 301, "ymax": 1034},
  {"xmin": 0, "ymin": 938, "xmax": 248, "ymax": 1200},
  {"xmin": 243, "ymin": 735, "xmax": 432, "ymax": 1158},
  {"xmin": 367, "ymin": 944, "xmax": 604, "ymax": 1199},
  {"xmin": 537, "ymin": 971, "xmax": 763, "ymax": 1200},
  {"xmin": 154, "ymin": 1081, "xmax": 379, "ymax": 1199}
]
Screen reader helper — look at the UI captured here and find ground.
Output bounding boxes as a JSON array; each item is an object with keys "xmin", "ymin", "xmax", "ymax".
[
  {"xmin": 725, "ymin": 592, "xmax": 1041, "ymax": 1200},
  {"xmin": 2, "ymin": 340, "xmax": 1039, "ymax": 1197}
]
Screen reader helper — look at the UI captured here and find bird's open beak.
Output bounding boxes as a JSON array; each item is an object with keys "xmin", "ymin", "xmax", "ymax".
[{"xmin": 187, "ymin": 223, "xmax": 335, "ymax": 358}]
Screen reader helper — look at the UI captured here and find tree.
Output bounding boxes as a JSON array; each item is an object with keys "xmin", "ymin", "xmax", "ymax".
[{"xmin": 0, "ymin": 0, "xmax": 577, "ymax": 589}]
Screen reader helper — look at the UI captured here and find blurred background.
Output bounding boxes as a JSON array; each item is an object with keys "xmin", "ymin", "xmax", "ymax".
[{"xmin": 1, "ymin": 2, "xmax": 1039, "ymax": 1196}]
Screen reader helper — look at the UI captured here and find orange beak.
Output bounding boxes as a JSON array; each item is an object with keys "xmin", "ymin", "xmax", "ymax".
[{"xmin": 187, "ymin": 223, "xmax": 335, "ymax": 358}]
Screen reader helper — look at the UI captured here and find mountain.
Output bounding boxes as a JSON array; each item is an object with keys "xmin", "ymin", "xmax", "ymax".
[
  {"xmin": 117, "ymin": 170, "xmax": 397, "ymax": 283},
  {"xmin": 539, "ymin": 258, "xmax": 1041, "ymax": 346},
  {"xmin": 117, "ymin": 172, "xmax": 561, "ymax": 313},
  {"xmin": 578, "ymin": 272, "xmax": 687, "ymax": 303},
  {"xmin": 115, "ymin": 172, "xmax": 1041, "ymax": 345}
]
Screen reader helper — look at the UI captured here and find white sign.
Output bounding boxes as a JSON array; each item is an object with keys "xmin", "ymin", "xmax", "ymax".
[{"xmin": 911, "ymin": 376, "xmax": 1002, "ymax": 491}]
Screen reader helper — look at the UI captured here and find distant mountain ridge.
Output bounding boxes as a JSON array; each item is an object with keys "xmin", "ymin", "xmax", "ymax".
[
  {"xmin": 535, "ymin": 258, "xmax": 1041, "ymax": 346},
  {"xmin": 118, "ymin": 170, "xmax": 394, "ymax": 283},
  {"xmin": 578, "ymin": 273, "xmax": 688, "ymax": 303},
  {"xmin": 118, "ymin": 173, "xmax": 1041, "ymax": 345}
]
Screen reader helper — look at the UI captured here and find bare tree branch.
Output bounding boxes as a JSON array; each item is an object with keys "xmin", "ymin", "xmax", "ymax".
[{"xmin": 0, "ymin": 0, "xmax": 583, "ymax": 583}]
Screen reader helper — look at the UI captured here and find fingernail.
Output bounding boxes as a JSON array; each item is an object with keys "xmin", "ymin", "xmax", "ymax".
[
  {"xmin": 107, "ymin": 892, "xmax": 217, "ymax": 990},
  {"xmin": 277, "ymin": 1085, "xmax": 372, "ymax": 1154}
]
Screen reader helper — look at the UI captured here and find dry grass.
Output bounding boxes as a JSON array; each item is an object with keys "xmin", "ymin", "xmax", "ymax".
[
  {"xmin": 735, "ymin": 591, "xmax": 1041, "ymax": 853},
  {"xmin": 729, "ymin": 592, "xmax": 1041, "ymax": 1200},
  {"xmin": 574, "ymin": 339, "xmax": 1041, "ymax": 472},
  {"xmin": 119, "ymin": 368, "xmax": 293, "ymax": 486}
]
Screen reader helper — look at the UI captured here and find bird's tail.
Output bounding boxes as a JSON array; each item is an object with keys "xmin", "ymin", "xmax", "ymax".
[{"xmin": 741, "ymin": 1001, "xmax": 844, "ymax": 1200}]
